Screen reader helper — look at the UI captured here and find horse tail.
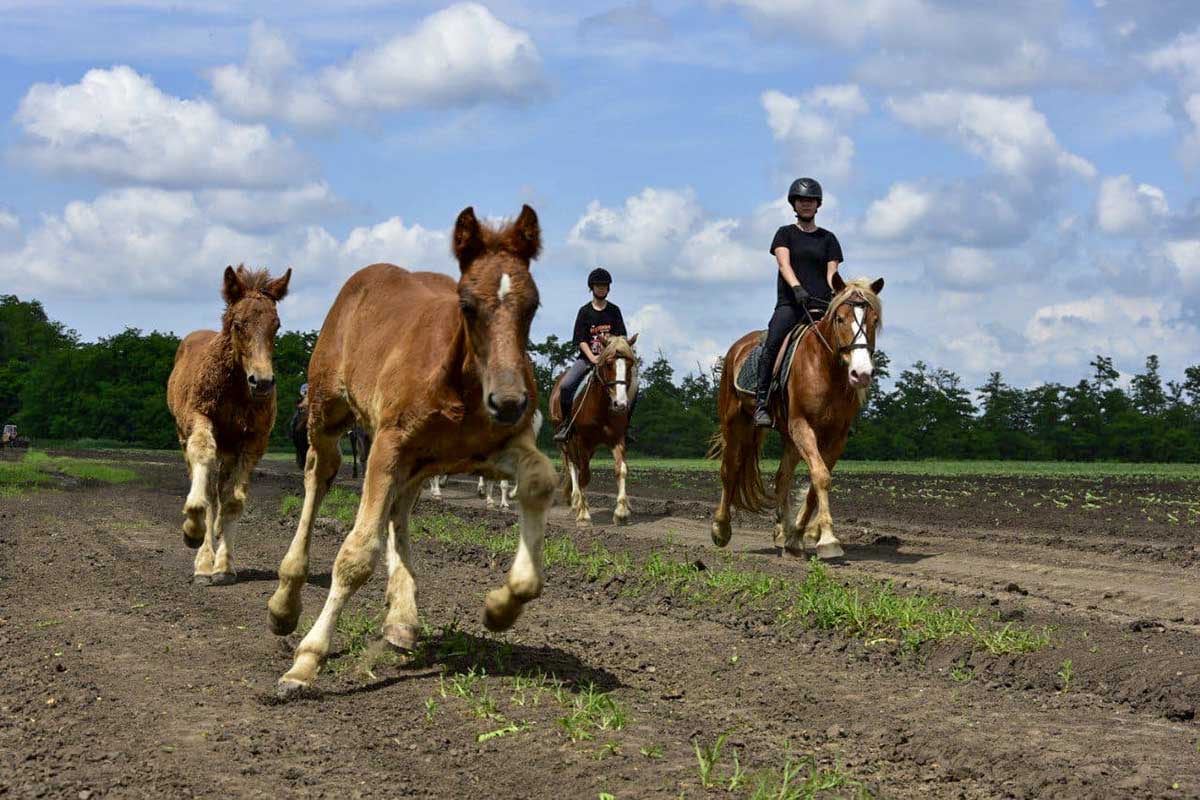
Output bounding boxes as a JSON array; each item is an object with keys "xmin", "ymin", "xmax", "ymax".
[{"xmin": 714, "ymin": 347, "xmax": 769, "ymax": 513}]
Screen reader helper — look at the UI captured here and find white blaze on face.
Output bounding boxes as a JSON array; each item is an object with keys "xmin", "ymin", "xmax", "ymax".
[
  {"xmin": 615, "ymin": 358, "xmax": 628, "ymax": 407},
  {"xmin": 498, "ymin": 273, "xmax": 512, "ymax": 302},
  {"xmin": 848, "ymin": 305, "xmax": 873, "ymax": 384}
]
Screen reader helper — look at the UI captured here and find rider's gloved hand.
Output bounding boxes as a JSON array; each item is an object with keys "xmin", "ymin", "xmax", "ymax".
[{"xmin": 792, "ymin": 284, "xmax": 810, "ymax": 306}]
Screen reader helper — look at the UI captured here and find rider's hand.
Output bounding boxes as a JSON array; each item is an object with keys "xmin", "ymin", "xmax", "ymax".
[{"xmin": 791, "ymin": 284, "xmax": 810, "ymax": 305}]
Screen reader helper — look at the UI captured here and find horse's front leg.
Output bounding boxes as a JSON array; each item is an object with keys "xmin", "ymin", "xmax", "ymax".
[
  {"xmin": 278, "ymin": 434, "xmax": 400, "ymax": 696},
  {"xmin": 567, "ymin": 452, "xmax": 591, "ymax": 527},
  {"xmin": 772, "ymin": 440, "xmax": 803, "ymax": 556},
  {"xmin": 498, "ymin": 480, "xmax": 511, "ymax": 511},
  {"xmin": 182, "ymin": 416, "xmax": 218, "ymax": 564},
  {"xmin": 483, "ymin": 429, "xmax": 555, "ymax": 631},
  {"xmin": 787, "ymin": 419, "xmax": 842, "ymax": 560},
  {"xmin": 612, "ymin": 440, "xmax": 631, "ymax": 525}
]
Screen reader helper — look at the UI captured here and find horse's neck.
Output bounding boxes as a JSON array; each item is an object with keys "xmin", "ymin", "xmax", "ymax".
[
  {"xmin": 445, "ymin": 317, "xmax": 479, "ymax": 393},
  {"xmin": 203, "ymin": 332, "xmax": 244, "ymax": 391}
]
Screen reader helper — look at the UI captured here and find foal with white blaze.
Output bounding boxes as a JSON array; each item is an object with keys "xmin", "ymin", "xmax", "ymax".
[
  {"xmin": 267, "ymin": 205, "xmax": 555, "ymax": 696},
  {"xmin": 166, "ymin": 265, "xmax": 292, "ymax": 584}
]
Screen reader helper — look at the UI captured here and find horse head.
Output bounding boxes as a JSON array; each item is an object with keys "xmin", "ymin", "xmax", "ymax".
[
  {"xmin": 221, "ymin": 264, "xmax": 292, "ymax": 401},
  {"xmin": 828, "ymin": 273, "xmax": 884, "ymax": 390},
  {"xmin": 452, "ymin": 205, "xmax": 542, "ymax": 426},
  {"xmin": 596, "ymin": 333, "xmax": 639, "ymax": 413}
]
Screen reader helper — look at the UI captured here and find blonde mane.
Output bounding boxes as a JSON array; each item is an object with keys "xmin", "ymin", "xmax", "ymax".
[
  {"xmin": 598, "ymin": 335, "xmax": 637, "ymax": 363},
  {"xmin": 829, "ymin": 277, "xmax": 883, "ymax": 327}
]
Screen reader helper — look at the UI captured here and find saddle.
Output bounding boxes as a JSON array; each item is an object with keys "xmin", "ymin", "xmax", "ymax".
[{"xmin": 732, "ymin": 323, "xmax": 810, "ymax": 401}]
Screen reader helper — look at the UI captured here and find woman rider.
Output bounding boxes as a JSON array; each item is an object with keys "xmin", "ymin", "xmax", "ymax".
[
  {"xmin": 753, "ymin": 177, "xmax": 843, "ymax": 427},
  {"xmin": 553, "ymin": 267, "xmax": 627, "ymax": 442}
]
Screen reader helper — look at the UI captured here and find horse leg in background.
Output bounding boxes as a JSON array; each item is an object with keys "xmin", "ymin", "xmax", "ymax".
[
  {"xmin": 268, "ymin": 426, "xmax": 343, "ymax": 635},
  {"xmin": 567, "ymin": 448, "xmax": 592, "ymax": 527},
  {"xmin": 183, "ymin": 415, "xmax": 218, "ymax": 568},
  {"xmin": 209, "ymin": 454, "xmax": 252, "ymax": 585},
  {"xmin": 795, "ymin": 484, "xmax": 818, "ymax": 551},
  {"xmin": 349, "ymin": 431, "xmax": 359, "ymax": 480},
  {"xmin": 788, "ymin": 418, "xmax": 843, "ymax": 560},
  {"xmin": 498, "ymin": 480, "xmax": 511, "ymax": 510},
  {"xmin": 772, "ymin": 439, "xmax": 803, "ymax": 556},
  {"xmin": 612, "ymin": 440, "xmax": 631, "ymax": 525},
  {"xmin": 382, "ymin": 483, "xmax": 422, "ymax": 651},
  {"xmin": 476, "ymin": 476, "xmax": 487, "ymax": 498},
  {"xmin": 506, "ymin": 481, "xmax": 519, "ymax": 501},
  {"xmin": 484, "ymin": 479, "xmax": 497, "ymax": 509},
  {"xmin": 483, "ymin": 427, "xmax": 555, "ymax": 632},
  {"xmin": 430, "ymin": 475, "xmax": 444, "ymax": 500},
  {"xmin": 278, "ymin": 433, "xmax": 401, "ymax": 695}
]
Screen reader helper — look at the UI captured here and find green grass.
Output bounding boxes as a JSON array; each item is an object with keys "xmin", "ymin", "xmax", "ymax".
[{"xmin": 0, "ymin": 450, "xmax": 137, "ymax": 495}]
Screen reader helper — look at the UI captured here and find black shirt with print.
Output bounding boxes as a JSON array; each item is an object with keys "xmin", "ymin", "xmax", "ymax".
[
  {"xmin": 769, "ymin": 225, "xmax": 843, "ymax": 308},
  {"xmin": 572, "ymin": 302, "xmax": 627, "ymax": 355}
]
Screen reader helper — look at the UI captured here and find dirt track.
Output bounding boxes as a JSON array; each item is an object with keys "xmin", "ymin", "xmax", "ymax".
[{"xmin": 2, "ymin": 451, "xmax": 1199, "ymax": 799}]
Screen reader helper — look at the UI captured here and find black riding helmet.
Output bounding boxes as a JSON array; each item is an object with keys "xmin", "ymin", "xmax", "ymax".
[
  {"xmin": 787, "ymin": 177, "xmax": 823, "ymax": 206},
  {"xmin": 587, "ymin": 266, "xmax": 612, "ymax": 288}
]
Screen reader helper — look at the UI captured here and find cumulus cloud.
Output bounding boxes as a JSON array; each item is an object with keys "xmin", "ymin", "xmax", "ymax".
[
  {"xmin": 762, "ymin": 85, "xmax": 869, "ymax": 179},
  {"xmin": 627, "ymin": 303, "xmax": 725, "ymax": 373},
  {"xmin": 859, "ymin": 178, "xmax": 1025, "ymax": 248},
  {"xmin": 1180, "ymin": 94, "xmax": 1200, "ymax": 167},
  {"xmin": 199, "ymin": 182, "xmax": 344, "ymax": 233},
  {"xmin": 1145, "ymin": 26, "xmax": 1200, "ymax": 89},
  {"xmin": 567, "ymin": 187, "xmax": 774, "ymax": 283},
  {"xmin": 861, "ymin": 183, "xmax": 934, "ymax": 240},
  {"xmin": 578, "ymin": 0, "xmax": 671, "ymax": 42},
  {"xmin": 15, "ymin": 66, "xmax": 305, "ymax": 189},
  {"xmin": 1025, "ymin": 293, "xmax": 1197, "ymax": 364},
  {"xmin": 887, "ymin": 91, "xmax": 1095, "ymax": 183},
  {"xmin": 210, "ymin": 4, "xmax": 545, "ymax": 126},
  {"xmin": 0, "ymin": 210, "xmax": 19, "ymax": 250},
  {"xmin": 0, "ymin": 188, "xmax": 452, "ymax": 303},
  {"xmin": 1095, "ymin": 175, "xmax": 1169, "ymax": 235}
]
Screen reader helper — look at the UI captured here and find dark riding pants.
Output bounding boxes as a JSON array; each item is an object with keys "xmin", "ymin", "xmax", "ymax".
[
  {"xmin": 560, "ymin": 357, "xmax": 592, "ymax": 421},
  {"xmin": 756, "ymin": 302, "xmax": 824, "ymax": 403}
]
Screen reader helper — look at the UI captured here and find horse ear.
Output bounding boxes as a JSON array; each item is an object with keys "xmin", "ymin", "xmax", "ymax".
[
  {"xmin": 870, "ymin": 277, "xmax": 885, "ymax": 294},
  {"xmin": 510, "ymin": 204, "xmax": 542, "ymax": 262},
  {"xmin": 628, "ymin": 332, "xmax": 638, "ymax": 346},
  {"xmin": 222, "ymin": 265, "xmax": 245, "ymax": 304},
  {"xmin": 831, "ymin": 272, "xmax": 846, "ymax": 293},
  {"xmin": 263, "ymin": 268, "xmax": 292, "ymax": 302},
  {"xmin": 453, "ymin": 207, "xmax": 484, "ymax": 271}
]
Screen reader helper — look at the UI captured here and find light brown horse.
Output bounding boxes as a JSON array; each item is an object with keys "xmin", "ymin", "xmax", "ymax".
[
  {"xmin": 711, "ymin": 275, "xmax": 883, "ymax": 559},
  {"xmin": 549, "ymin": 334, "xmax": 638, "ymax": 526},
  {"xmin": 267, "ymin": 205, "xmax": 555, "ymax": 697},
  {"xmin": 166, "ymin": 265, "xmax": 292, "ymax": 584}
]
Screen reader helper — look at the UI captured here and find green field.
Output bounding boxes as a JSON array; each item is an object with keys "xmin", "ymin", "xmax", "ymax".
[{"xmin": 0, "ymin": 450, "xmax": 138, "ymax": 496}]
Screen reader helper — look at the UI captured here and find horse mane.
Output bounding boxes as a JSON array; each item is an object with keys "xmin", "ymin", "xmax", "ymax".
[
  {"xmin": 598, "ymin": 335, "xmax": 636, "ymax": 363},
  {"xmin": 830, "ymin": 278, "xmax": 883, "ymax": 327}
]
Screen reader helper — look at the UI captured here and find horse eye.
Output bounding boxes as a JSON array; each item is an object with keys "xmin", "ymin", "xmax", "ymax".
[{"xmin": 459, "ymin": 299, "xmax": 477, "ymax": 317}]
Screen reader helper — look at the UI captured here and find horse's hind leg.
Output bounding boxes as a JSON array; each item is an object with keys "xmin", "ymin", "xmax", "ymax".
[
  {"xmin": 773, "ymin": 440, "xmax": 803, "ymax": 556},
  {"xmin": 498, "ymin": 480, "xmax": 511, "ymax": 510},
  {"xmin": 182, "ymin": 416, "xmax": 217, "ymax": 551},
  {"xmin": 210, "ymin": 454, "xmax": 256, "ymax": 586},
  {"xmin": 484, "ymin": 429, "xmax": 555, "ymax": 632},
  {"xmin": 612, "ymin": 441, "xmax": 631, "ymax": 525},
  {"xmin": 382, "ymin": 483, "xmax": 422, "ymax": 651},
  {"xmin": 277, "ymin": 435, "xmax": 399, "ymax": 696},
  {"xmin": 568, "ymin": 456, "xmax": 591, "ymax": 527},
  {"xmin": 268, "ymin": 426, "xmax": 342, "ymax": 635},
  {"xmin": 476, "ymin": 476, "xmax": 486, "ymax": 499}
]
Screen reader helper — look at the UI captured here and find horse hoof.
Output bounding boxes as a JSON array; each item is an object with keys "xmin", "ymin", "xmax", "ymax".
[
  {"xmin": 710, "ymin": 521, "xmax": 732, "ymax": 548},
  {"xmin": 182, "ymin": 529, "xmax": 204, "ymax": 550},
  {"xmin": 209, "ymin": 571, "xmax": 237, "ymax": 586},
  {"xmin": 382, "ymin": 623, "xmax": 420, "ymax": 651},
  {"xmin": 275, "ymin": 678, "xmax": 311, "ymax": 700},
  {"xmin": 191, "ymin": 573, "xmax": 212, "ymax": 585},
  {"xmin": 816, "ymin": 542, "xmax": 845, "ymax": 560},
  {"xmin": 614, "ymin": 512, "xmax": 629, "ymax": 526},
  {"xmin": 268, "ymin": 609, "xmax": 299, "ymax": 637},
  {"xmin": 783, "ymin": 545, "xmax": 806, "ymax": 559}
]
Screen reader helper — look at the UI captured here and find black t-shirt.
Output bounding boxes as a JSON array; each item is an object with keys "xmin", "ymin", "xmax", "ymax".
[
  {"xmin": 769, "ymin": 225, "xmax": 843, "ymax": 307},
  {"xmin": 572, "ymin": 302, "xmax": 627, "ymax": 355}
]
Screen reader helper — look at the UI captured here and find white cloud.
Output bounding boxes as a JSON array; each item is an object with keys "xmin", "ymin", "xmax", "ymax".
[
  {"xmin": 567, "ymin": 187, "xmax": 775, "ymax": 283},
  {"xmin": 211, "ymin": 4, "xmax": 545, "ymax": 125},
  {"xmin": 1095, "ymin": 175, "xmax": 1168, "ymax": 235},
  {"xmin": 627, "ymin": 303, "xmax": 724, "ymax": 373},
  {"xmin": 1180, "ymin": 94, "xmax": 1200, "ymax": 167},
  {"xmin": 1145, "ymin": 27, "xmax": 1200, "ymax": 89},
  {"xmin": 1165, "ymin": 239, "xmax": 1200, "ymax": 294},
  {"xmin": 1024, "ymin": 294, "xmax": 1197, "ymax": 365},
  {"xmin": 861, "ymin": 183, "xmax": 934, "ymax": 239},
  {"xmin": 887, "ymin": 91, "xmax": 1095, "ymax": 183},
  {"xmin": 762, "ymin": 85, "xmax": 868, "ymax": 179},
  {"xmin": 0, "ymin": 210, "xmax": 19, "ymax": 250},
  {"xmin": 925, "ymin": 247, "xmax": 1012, "ymax": 292},
  {"xmin": 15, "ymin": 66, "xmax": 305, "ymax": 189},
  {"xmin": 200, "ymin": 182, "xmax": 344, "ymax": 233}
]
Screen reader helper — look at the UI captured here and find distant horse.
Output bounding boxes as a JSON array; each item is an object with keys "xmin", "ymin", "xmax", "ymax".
[
  {"xmin": 268, "ymin": 205, "xmax": 555, "ymax": 696},
  {"xmin": 166, "ymin": 265, "xmax": 292, "ymax": 584},
  {"xmin": 347, "ymin": 425, "xmax": 371, "ymax": 479},
  {"xmin": 710, "ymin": 275, "xmax": 883, "ymax": 560},
  {"xmin": 549, "ymin": 335, "xmax": 638, "ymax": 527},
  {"xmin": 291, "ymin": 411, "xmax": 371, "ymax": 480}
]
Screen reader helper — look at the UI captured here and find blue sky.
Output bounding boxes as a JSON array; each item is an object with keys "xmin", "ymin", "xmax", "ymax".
[{"xmin": 2, "ymin": 0, "xmax": 1200, "ymax": 392}]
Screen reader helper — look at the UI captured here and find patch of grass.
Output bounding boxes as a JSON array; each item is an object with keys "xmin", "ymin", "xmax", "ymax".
[
  {"xmin": 280, "ymin": 494, "xmax": 302, "ymax": 516},
  {"xmin": 558, "ymin": 683, "xmax": 627, "ymax": 742},
  {"xmin": 277, "ymin": 485, "xmax": 360, "ymax": 526},
  {"xmin": 694, "ymin": 733, "xmax": 729, "ymax": 788},
  {"xmin": 748, "ymin": 754, "xmax": 873, "ymax": 800},
  {"xmin": 0, "ymin": 450, "xmax": 137, "ymax": 493},
  {"xmin": 1057, "ymin": 658, "xmax": 1074, "ymax": 693}
]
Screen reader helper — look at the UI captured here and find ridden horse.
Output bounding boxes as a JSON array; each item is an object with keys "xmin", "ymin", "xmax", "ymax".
[
  {"xmin": 347, "ymin": 424, "xmax": 371, "ymax": 479},
  {"xmin": 549, "ymin": 335, "xmax": 638, "ymax": 527},
  {"xmin": 267, "ymin": 205, "xmax": 555, "ymax": 696},
  {"xmin": 166, "ymin": 265, "xmax": 292, "ymax": 584},
  {"xmin": 710, "ymin": 275, "xmax": 883, "ymax": 559}
]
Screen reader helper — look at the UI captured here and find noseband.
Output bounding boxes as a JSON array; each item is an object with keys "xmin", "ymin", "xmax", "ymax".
[
  {"xmin": 804, "ymin": 294, "xmax": 874, "ymax": 357},
  {"xmin": 593, "ymin": 353, "xmax": 633, "ymax": 391}
]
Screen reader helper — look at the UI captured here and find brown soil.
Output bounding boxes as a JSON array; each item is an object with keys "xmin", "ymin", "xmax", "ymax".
[{"xmin": 1, "ymin": 451, "xmax": 1198, "ymax": 799}]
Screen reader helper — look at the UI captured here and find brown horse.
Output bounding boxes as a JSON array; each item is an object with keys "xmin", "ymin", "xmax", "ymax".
[
  {"xmin": 166, "ymin": 265, "xmax": 292, "ymax": 584},
  {"xmin": 549, "ymin": 334, "xmax": 638, "ymax": 526},
  {"xmin": 267, "ymin": 205, "xmax": 555, "ymax": 697},
  {"xmin": 711, "ymin": 275, "xmax": 883, "ymax": 560}
]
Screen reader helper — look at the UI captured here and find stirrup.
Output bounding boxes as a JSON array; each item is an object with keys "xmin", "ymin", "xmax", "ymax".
[
  {"xmin": 752, "ymin": 405, "xmax": 772, "ymax": 427},
  {"xmin": 553, "ymin": 423, "xmax": 571, "ymax": 442}
]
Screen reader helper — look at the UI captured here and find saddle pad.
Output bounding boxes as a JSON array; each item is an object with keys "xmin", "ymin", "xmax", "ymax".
[{"xmin": 733, "ymin": 324, "xmax": 810, "ymax": 397}]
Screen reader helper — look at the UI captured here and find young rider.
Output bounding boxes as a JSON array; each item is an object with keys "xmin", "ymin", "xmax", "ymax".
[
  {"xmin": 753, "ymin": 177, "xmax": 843, "ymax": 427},
  {"xmin": 553, "ymin": 267, "xmax": 627, "ymax": 442}
]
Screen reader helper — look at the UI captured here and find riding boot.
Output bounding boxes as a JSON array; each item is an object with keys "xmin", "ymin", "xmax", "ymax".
[
  {"xmin": 753, "ymin": 343, "xmax": 775, "ymax": 428},
  {"xmin": 553, "ymin": 393, "xmax": 573, "ymax": 442}
]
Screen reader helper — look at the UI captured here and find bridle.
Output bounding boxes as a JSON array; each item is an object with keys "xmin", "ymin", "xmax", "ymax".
[
  {"xmin": 802, "ymin": 293, "xmax": 875, "ymax": 358},
  {"xmin": 593, "ymin": 351, "xmax": 635, "ymax": 395}
]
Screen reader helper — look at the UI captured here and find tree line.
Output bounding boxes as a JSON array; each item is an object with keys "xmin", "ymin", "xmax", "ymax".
[{"xmin": 4, "ymin": 294, "xmax": 1200, "ymax": 461}]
